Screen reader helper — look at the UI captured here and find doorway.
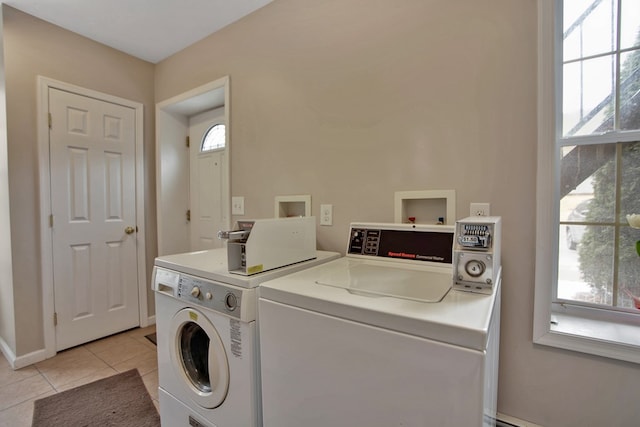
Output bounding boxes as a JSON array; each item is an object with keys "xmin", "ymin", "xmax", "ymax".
[
  {"xmin": 38, "ymin": 77, "xmax": 148, "ymax": 358},
  {"xmin": 156, "ymin": 76, "xmax": 230, "ymax": 256}
]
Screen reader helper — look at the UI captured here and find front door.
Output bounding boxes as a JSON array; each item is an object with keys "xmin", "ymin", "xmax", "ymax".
[
  {"xmin": 49, "ymin": 88, "xmax": 139, "ymax": 351},
  {"xmin": 189, "ymin": 108, "xmax": 228, "ymax": 250}
]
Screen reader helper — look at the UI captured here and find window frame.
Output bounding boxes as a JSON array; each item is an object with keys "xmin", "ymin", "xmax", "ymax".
[{"xmin": 533, "ymin": 0, "xmax": 640, "ymax": 364}]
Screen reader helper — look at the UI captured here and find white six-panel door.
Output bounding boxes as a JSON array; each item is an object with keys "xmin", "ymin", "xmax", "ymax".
[{"xmin": 49, "ymin": 88, "xmax": 139, "ymax": 351}]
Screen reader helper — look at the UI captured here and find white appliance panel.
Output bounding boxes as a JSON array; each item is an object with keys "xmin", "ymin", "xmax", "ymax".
[
  {"xmin": 260, "ymin": 299, "xmax": 486, "ymax": 427},
  {"xmin": 159, "ymin": 388, "xmax": 215, "ymax": 427}
]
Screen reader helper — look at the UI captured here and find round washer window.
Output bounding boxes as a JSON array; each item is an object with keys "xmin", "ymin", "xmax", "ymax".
[
  {"xmin": 169, "ymin": 308, "xmax": 230, "ymax": 409},
  {"xmin": 179, "ymin": 322, "xmax": 211, "ymax": 393}
]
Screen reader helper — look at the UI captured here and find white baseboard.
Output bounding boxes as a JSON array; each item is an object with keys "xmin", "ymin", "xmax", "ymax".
[
  {"xmin": 497, "ymin": 412, "xmax": 544, "ymax": 427},
  {"xmin": 1, "ymin": 320, "xmax": 157, "ymax": 371},
  {"xmin": 12, "ymin": 348, "xmax": 47, "ymax": 369},
  {"xmin": 0, "ymin": 336, "xmax": 47, "ymax": 370},
  {"xmin": 0, "ymin": 335, "xmax": 16, "ymax": 368}
]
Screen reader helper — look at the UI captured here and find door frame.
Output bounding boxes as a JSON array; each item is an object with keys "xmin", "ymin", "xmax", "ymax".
[
  {"xmin": 156, "ymin": 76, "xmax": 230, "ymax": 256},
  {"xmin": 37, "ymin": 76, "xmax": 148, "ymax": 359}
]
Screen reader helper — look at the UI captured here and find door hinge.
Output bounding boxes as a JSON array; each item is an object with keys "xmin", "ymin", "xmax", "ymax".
[
  {"xmin": 186, "ymin": 136, "xmax": 190, "ymax": 148},
  {"xmin": 48, "ymin": 113, "xmax": 52, "ymax": 129},
  {"xmin": 49, "ymin": 214, "xmax": 53, "ymax": 228},
  {"xmin": 53, "ymin": 312, "xmax": 57, "ymax": 326},
  {"xmin": 186, "ymin": 210, "xmax": 191, "ymax": 222}
]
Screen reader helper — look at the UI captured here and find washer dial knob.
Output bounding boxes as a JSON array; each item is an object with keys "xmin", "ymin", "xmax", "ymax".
[
  {"xmin": 225, "ymin": 293, "xmax": 238, "ymax": 311},
  {"xmin": 465, "ymin": 259, "xmax": 486, "ymax": 277},
  {"xmin": 190, "ymin": 286, "xmax": 201, "ymax": 298}
]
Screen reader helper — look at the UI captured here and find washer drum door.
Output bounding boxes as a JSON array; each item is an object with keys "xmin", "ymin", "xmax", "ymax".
[{"xmin": 169, "ymin": 307, "xmax": 230, "ymax": 409}]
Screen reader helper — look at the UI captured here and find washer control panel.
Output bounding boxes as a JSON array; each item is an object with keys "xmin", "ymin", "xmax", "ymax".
[
  {"xmin": 453, "ymin": 216, "xmax": 502, "ymax": 294},
  {"xmin": 176, "ymin": 275, "xmax": 242, "ymax": 318},
  {"xmin": 347, "ymin": 226, "xmax": 453, "ymax": 264},
  {"xmin": 153, "ymin": 267, "xmax": 255, "ymax": 321}
]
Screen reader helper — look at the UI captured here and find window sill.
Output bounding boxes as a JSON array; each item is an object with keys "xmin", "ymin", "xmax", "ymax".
[{"xmin": 535, "ymin": 310, "xmax": 640, "ymax": 364}]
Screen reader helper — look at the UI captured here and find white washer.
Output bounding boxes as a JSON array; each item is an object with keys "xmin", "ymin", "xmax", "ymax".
[
  {"xmin": 152, "ymin": 249, "xmax": 340, "ymax": 427},
  {"xmin": 259, "ymin": 223, "xmax": 501, "ymax": 427}
]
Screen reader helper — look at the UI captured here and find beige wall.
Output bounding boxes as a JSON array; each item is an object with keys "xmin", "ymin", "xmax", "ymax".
[
  {"xmin": 155, "ymin": 0, "xmax": 640, "ymax": 426},
  {"xmin": 1, "ymin": 6, "xmax": 157, "ymax": 356},
  {"xmin": 1, "ymin": 0, "xmax": 639, "ymax": 425}
]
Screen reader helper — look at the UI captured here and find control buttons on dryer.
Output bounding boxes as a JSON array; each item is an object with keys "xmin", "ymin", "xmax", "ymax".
[{"xmin": 190, "ymin": 286, "xmax": 201, "ymax": 298}]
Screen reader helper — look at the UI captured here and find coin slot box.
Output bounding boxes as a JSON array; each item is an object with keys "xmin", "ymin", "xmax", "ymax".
[{"xmin": 453, "ymin": 216, "xmax": 502, "ymax": 294}]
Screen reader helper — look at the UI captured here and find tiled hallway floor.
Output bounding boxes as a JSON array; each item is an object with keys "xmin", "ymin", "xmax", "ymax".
[{"xmin": 0, "ymin": 325, "xmax": 158, "ymax": 427}]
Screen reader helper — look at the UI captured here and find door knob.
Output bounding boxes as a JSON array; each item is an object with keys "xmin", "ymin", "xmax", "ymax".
[{"xmin": 125, "ymin": 226, "xmax": 135, "ymax": 235}]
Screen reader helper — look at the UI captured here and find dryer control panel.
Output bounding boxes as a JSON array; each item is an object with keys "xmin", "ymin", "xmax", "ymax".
[{"xmin": 453, "ymin": 216, "xmax": 502, "ymax": 294}]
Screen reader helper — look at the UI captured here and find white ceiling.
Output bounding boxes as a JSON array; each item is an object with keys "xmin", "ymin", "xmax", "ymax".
[{"xmin": 3, "ymin": 0, "xmax": 273, "ymax": 63}]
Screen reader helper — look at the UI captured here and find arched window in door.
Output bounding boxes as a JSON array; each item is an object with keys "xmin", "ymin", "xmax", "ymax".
[{"xmin": 201, "ymin": 124, "xmax": 225, "ymax": 152}]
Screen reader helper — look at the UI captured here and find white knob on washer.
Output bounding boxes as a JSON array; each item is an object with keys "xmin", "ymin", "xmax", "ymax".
[
  {"xmin": 190, "ymin": 286, "xmax": 201, "ymax": 297},
  {"xmin": 205, "ymin": 292, "xmax": 213, "ymax": 300}
]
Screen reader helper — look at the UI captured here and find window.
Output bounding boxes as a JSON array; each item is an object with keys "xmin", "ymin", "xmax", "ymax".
[
  {"xmin": 534, "ymin": 0, "xmax": 640, "ymax": 363},
  {"xmin": 201, "ymin": 124, "xmax": 226, "ymax": 152}
]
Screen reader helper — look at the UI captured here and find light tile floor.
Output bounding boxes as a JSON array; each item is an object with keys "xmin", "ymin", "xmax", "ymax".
[{"xmin": 0, "ymin": 325, "xmax": 158, "ymax": 427}]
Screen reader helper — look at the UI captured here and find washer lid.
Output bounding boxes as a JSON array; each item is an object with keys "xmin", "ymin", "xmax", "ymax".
[
  {"xmin": 259, "ymin": 257, "xmax": 500, "ymax": 351},
  {"xmin": 316, "ymin": 263, "xmax": 451, "ymax": 303}
]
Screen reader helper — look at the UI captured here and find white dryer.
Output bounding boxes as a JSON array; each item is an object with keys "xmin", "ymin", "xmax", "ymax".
[
  {"xmin": 259, "ymin": 223, "xmax": 501, "ymax": 427},
  {"xmin": 153, "ymin": 249, "xmax": 339, "ymax": 427}
]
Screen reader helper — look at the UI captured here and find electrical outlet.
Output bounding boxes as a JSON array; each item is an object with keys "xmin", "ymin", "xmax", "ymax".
[
  {"xmin": 232, "ymin": 196, "xmax": 245, "ymax": 215},
  {"xmin": 320, "ymin": 204, "xmax": 333, "ymax": 226},
  {"xmin": 470, "ymin": 203, "xmax": 490, "ymax": 216}
]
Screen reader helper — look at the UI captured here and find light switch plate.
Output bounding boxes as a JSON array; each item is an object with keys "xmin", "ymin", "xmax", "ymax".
[
  {"xmin": 232, "ymin": 196, "xmax": 245, "ymax": 215},
  {"xmin": 320, "ymin": 204, "xmax": 333, "ymax": 226}
]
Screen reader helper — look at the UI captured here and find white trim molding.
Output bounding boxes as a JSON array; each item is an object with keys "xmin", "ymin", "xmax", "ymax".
[
  {"xmin": 155, "ymin": 75, "xmax": 230, "ymax": 256},
  {"xmin": 532, "ymin": 0, "xmax": 557, "ymax": 348},
  {"xmin": 532, "ymin": 0, "xmax": 640, "ymax": 365},
  {"xmin": 0, "ymin": 334, "xmax": 47, "ymax": 369}
]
